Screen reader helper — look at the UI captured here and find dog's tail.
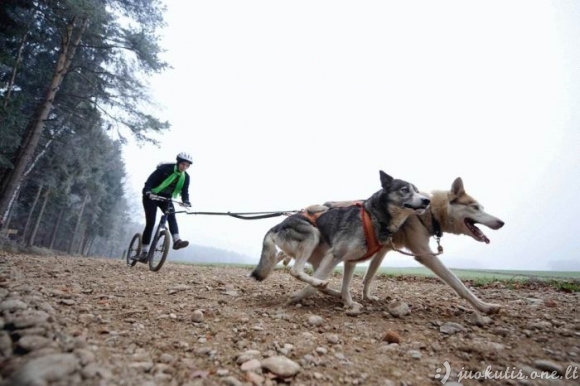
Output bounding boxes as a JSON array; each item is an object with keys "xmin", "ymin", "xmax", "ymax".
[{"xmin": 250, "ymin": 228, "xmax": 279, "ymax": 281}]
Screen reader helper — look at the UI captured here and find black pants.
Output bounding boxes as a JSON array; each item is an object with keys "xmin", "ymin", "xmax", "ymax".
[{"xmin": 142, "ymin": 196, "xmax": 178, "ymax": 245}]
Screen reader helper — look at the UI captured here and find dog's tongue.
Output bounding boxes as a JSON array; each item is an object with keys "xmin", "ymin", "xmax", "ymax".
[{"xmin": 466, "ymin": 219, "xmax": 490, "ymax": 243}]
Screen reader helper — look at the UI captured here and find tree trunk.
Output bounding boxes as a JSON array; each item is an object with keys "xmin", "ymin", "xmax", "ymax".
[
  {"xmin": 2, "ymin": 188, "xmax": 20, "ymax": 231},
  {"xmin": 1, "ymin": 105, "xmax": 84, "ymax": 224},
  {"xmin": 48, "ymin": 207, "xmax": 64, "ymax": 250},
  {"xmin": 0, "ymin": 16, "xmax": 88, "ymax": 220},
  {"xmin": 77, "ymin": 226, "xmax": 87, "ymax": 255},
  {"xmin": 27, "ymin": 187, "xmax": 50, "ymax": 247},
  {"xmin": 22, "ymin": 183, "xmax": 44, "ymax": 242},
  {"xmin": 3, "ymin": 30, "xmax": 29, "ymax": 106},
  {"xmin": 80, "ymin": 231, "xmax": 90, "ymax": 256},
  {"xmin": 84, "ymin": 237, "xmax": 95, "ymax": 257},
  {"xmin": 68, "ymin": 194, "xmax": 89, "ymax": 254}
]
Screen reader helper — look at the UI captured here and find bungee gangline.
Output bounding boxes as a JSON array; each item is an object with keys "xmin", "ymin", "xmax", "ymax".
[
  {"xmin": 149, "ymin": 194, "xmax": 299, "ymax": 220},
  {"xmin": 184, "ymin": 210, "xmax": 299, "ymax": 220}
]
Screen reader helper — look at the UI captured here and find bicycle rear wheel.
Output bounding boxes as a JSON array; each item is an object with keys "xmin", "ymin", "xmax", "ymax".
[
  {"xmin": 127, "ymin": 233, "xmax": 142, "ymax": 267},
  {"xmin": 149, "ymin": 229, "xmax": 170, "ymax": 272}
]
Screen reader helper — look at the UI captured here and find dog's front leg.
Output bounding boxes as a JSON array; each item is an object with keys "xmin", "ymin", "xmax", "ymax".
[
  {"xmin": 362, "ymin": 249, "xmax": 388, "ymax": 301},
  {"xmin": 416, "ymin": 254, "xmax": 501, "ymax": 315},
  {"xmin": 342, "ymin": 261, "xmax": 363, "ymax": 313}
]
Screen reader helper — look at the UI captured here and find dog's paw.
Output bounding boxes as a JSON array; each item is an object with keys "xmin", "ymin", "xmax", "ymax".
[
  {"xmin": 345, "ymin": 302, "xmax": 363, "ymax": 316},
  {"xmin": 481, "ymin": 303, "xmax": 501, "ymax": 315},
  {"xmin": 313, "ymin": 279, "xmax": 329, "ymax": 289},
  {"xmin": 288, "ymin": 289, "xmax": 309, "ymax": 304},
  {"xmin": 362, "ymin": 294, "xmax": 379, "ymax": 302}
]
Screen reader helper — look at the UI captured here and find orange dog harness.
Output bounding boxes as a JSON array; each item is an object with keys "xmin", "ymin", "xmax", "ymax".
[{"xmin": 355, "ymin": 203, "xmax": 382, "ymax": 261}]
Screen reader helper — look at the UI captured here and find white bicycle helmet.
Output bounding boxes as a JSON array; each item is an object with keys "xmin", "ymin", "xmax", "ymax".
[{"xmin": 176, "ymin": 152, "xmax": 193, "ymax": 164}]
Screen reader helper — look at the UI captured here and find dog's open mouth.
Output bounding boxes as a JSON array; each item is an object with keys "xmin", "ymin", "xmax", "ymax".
[{"xmin": 465, "ymin": 218, "xmax": 490, "ymax": 243}]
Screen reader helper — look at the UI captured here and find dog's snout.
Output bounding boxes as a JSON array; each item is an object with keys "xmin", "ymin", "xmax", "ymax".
[
  {"xmin": 422, "ymin": 198, "xmax": 431, "ymax": 206},
  {"xmin": 497, "ymin": 220, "xmax": 505, "ymax": 229}
]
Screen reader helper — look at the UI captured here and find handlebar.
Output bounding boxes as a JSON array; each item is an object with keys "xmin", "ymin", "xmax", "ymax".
[{"xmin": 147, "ymin": 194, "xmax": 191, "ymax": 210}]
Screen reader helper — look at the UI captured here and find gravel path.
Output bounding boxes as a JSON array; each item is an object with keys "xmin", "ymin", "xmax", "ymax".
[{"xmin": 0, "ymin": 252, "xmax": 578, "ymax": 385}]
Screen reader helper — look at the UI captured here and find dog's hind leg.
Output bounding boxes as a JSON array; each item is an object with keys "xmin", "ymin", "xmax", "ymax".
[
  {"xmin": 416, "ymin": 254, "xmax": 501, "ymax": 315},
  {"xmin": 276, "ymin": 251, "xmax": 292, "ymax": 266},
  {"xmin": 288, "ymin": 237, "xmax": 329, "ymax": 289},
  {"xmin": 288, "ymin": 252, "xmax": 338, "ymax": 304}
]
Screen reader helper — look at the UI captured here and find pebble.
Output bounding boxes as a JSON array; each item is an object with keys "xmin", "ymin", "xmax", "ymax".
[
  {"xmin": 9, "ymin": 310, "xmax": 50, "ymax": 329},
  {"xmin": 261, "ymin": 355, "xmax": 301, "ymax": 378},
  {"xmin": 533, "ymin": 359, "xmax": 565, "ymax": 375},
  {"xmin": 325, "ymin": 333, "xmax": 340, "ymax": 344},
  {"xmin": 382, "ymin": 330, "xmax": 401, "ymax": 344},
  {"xmin": 16, "ymin": 335, "xmax": 51, "ymax": 352},
  {"xmin": 74, "ymin": 348, "xmax": 96, "ymax": 365},
  {"xmin": 0, "ymin": 332, "xmax": 12, "ymax": 356},
  {"xmin": 159, "ymin": 353, "xmax": 174, "ymax": 363},
  {"xmin": 78, "ymin": 313, "xmax": 96, "ymax": 324},
  {"xmin": 191, "ymin": 309, "xmax": 204, "ymax": 323},
  {"xmin": 223, "ymin": 376, "xmax": 244, "ymax": 386},
  {"xmin": 440, "ymin": 322, "xmax": 466, "ymax": 334},
  {"xmin": 129, "ymin": 361, "xmax": 154, "ymax": 372},
  {"xmin": 408, "ymin": 349, "xmax": 422, "ymax": 359},
  {"xmin": 387, "ymin": 301, "xmax": 410, "ymax": 318},
  {"xmin": 240, "ymin": 358, "xmax": 262, "ymax": 372},
  {"xmin": 0, "ymin": 299, "xmax": 28, "ymax": 312},
  {"xmin": 168, "ymin": 284, "xmax": 191, "ymax": 292},
  {"xmin": 307, "ymin": 315, "xmax": 324, "ymax": 326},
  {"xmin": 315, "ymin": 347, "xmax": 328, "ymax": 355},
  {"xmin": 302, "ymin": 354, "xmax": 316, "ymax": 364},
  {"xmin": 236, "ymin": 349, "xmax": 262, "ymax": 364},
  {"xmin": 470, "ymin": 312, "xmax": 491, "ymax": 327},
  {"xmin": 80, "ymin": 362, "xmax": 99, "ymax": 379},
  {"xmin": 378, "ymin": 344, "xmax": 399, "ymax": 353},
  {"xmin": 8, "ymin": 353, "xmax": 79, "ymax": 384}
]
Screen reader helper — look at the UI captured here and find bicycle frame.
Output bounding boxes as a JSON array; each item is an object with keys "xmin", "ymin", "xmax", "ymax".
[{"xmin": 145, "ymin": 194, "xmax": 191, "ymax": 271}]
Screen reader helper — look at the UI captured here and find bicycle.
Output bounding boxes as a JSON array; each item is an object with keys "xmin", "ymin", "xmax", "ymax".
[{"xmin": 126, "ymin": 194, "xmax": 190, "ymax": 272}]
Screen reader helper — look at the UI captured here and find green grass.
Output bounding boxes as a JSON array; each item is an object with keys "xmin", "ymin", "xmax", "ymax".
[{"xmin": 368, "ymin": 266, "xmax": 580, "ymax": 292}]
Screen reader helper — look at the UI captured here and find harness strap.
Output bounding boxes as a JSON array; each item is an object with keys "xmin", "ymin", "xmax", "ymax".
[
  {"xmin": 298, "ymin": 210, "xmax": 324, "ymax": 226},
  {"xmin": 417, "ymin": 210, "xmax": 443, "ymax": 239},
  {"xmin": 354, "ymin": 203, "xmax": 382, "ymax": 262},
  {"xmin": 432, "ymin": 212, "xmax": 442, "ymax": 238}
]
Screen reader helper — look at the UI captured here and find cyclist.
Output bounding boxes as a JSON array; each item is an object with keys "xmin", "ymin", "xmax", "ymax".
[{"xmin": 140, "ymin": 152, "xmax": 193, "ymax": 259}]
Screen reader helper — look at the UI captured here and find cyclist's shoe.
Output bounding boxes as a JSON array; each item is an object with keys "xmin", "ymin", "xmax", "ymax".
[
  {"xmin": 138, "ymin": 251, "xmax": 149, "ymax": 262},
  {"xmin": 173, "ymin": 239, "xmax": 189, "ymax": 250}
]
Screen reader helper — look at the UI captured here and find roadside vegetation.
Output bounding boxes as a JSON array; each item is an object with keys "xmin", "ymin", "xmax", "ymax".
[{"xmin": 0, "ymin": 0, "xmax": 169, "ymax": 257}]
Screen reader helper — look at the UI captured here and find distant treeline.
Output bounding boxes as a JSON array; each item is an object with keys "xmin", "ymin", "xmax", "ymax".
[
  {"xmin": 169, "ymin": 245, "xmax": 257, "ymax": 265},
  {"xmin": 0, "ymin": 1, "xmax": 170, "ymax": 256}
]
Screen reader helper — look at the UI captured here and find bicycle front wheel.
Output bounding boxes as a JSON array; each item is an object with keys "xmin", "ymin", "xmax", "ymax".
[
  {"xmin": 149, "ymin": 229, "xmax": 170, "ymax": 272},
  {"xmin": 127, "ymin": 233, "xmax": 142, "ymax": 267}
]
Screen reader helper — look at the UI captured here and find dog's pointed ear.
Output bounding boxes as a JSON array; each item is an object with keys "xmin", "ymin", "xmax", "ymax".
[
  {"xmin": 451, "ymin": 177, "xmax": 465, "ymax": 197},
  {"xmin": 379, "ymin": 170, "xmax": 393, "ymax": 189}
]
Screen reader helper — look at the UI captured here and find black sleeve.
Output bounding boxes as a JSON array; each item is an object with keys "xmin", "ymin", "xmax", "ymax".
[
  {"xmin": 181, "ymin": 173, "xmax": 190, "ymax": 203},
  {"xmin": 143, "ymin": 166, "xmax": 167, "ymax": 194}
]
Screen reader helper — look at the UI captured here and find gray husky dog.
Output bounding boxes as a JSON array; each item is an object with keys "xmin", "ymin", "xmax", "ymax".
[
  {"xmin": 280, "ymin": 177, "xmax": 505, "ymax": 315},
  {"xmin": 250, "ymin": 171, "xmax": 431, "ymax": 309}
]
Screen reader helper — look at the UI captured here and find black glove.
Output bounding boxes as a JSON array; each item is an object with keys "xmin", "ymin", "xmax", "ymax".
[
  {"xmin": 145, "ymin": 191, "xmax": 152, "ymax": 198},
  {"xmin": 183, "ymin": 201, "xmax": 192, "ymax": 208}
]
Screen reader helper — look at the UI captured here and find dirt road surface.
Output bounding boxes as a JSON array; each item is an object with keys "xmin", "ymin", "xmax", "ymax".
[{"xmin": 0, "ymin": 252, "xmax": 578, "ymax": 385}]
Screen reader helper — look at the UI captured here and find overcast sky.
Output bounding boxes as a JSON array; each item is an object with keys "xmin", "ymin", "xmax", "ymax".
[{"xmin": 122, "ymin": 0, "xmax": 580, "ymax": 271}]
